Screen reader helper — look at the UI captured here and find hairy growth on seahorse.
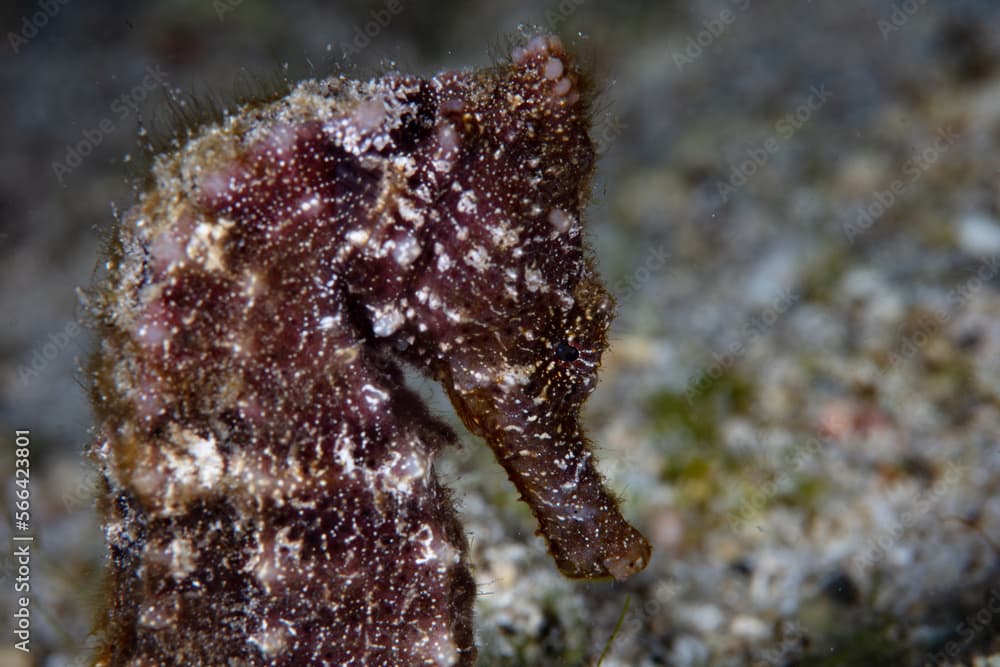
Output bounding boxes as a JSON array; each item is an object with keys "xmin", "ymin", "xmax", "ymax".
[{"xmin": 87, "ymin": 34, "xmax": 650, "ymax": 666}]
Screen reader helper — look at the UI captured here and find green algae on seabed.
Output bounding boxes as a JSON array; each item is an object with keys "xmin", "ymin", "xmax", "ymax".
[
  {"xmin": 648, "ymin": 368, "xmax": 832, "ymax": 529},
  {"xmin": 643, "ymin": 371, "xmax": 763, "ymax": 526},
  {"xmin": 647, "ymin": 369, "xmax": 754, "ymax": 447},
  {"xmin": 794, "ymin": 614, "xmax": 910, "ymax": 667}
]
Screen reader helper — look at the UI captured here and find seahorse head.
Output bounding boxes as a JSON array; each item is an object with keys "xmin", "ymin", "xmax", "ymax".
[{"xmin": 384, "ymin": 34, "xmax": 651, "ymax": 581}]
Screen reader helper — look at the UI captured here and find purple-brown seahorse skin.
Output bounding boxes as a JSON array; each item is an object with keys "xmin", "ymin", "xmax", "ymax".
[{"xmin": 87, "ymin": 34, "xmax": 650, "ymax": 666}]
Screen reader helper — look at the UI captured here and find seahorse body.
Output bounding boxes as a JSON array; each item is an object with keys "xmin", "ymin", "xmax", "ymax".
[{"xmin": 88, "ymin": 35, "xmax": 650, "ymax": 666}]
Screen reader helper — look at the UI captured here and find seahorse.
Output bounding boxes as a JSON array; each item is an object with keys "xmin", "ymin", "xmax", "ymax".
[{"xmin": 87, "ymin": 34, "xmax": 650, "ymax": 666}]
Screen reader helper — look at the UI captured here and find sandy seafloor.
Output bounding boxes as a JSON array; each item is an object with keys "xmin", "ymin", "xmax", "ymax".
[{"xmin": 2, "ymin": 0, "xmax": 1000, "ymax": 665}]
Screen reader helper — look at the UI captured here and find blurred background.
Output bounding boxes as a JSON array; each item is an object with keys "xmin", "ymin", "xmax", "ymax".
[{"xmin": 3, "ymin": 0, "xmax": 1000, "ymax": 665}]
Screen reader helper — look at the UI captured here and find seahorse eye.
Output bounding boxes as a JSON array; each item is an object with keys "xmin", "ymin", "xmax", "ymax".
[{"xmin": 555, "ymin": 340, "xmax": 579, "ymax": 362}]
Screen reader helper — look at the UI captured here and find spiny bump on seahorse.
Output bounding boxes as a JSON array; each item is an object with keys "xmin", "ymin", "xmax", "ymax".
[{"xmin": 86, "ymin": 31, "xmax": 650, "ymax": 666}]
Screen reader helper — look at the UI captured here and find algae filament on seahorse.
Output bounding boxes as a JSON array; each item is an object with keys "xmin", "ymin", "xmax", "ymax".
[{"xmin": 87, "ymin": 33, "xmax": 650, "ymax": 666}]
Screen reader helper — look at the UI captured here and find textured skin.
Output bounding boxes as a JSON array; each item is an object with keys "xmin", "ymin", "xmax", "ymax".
[{"xmin": 88, "ymin": 35, "xmax": 650, "ymax": 666}]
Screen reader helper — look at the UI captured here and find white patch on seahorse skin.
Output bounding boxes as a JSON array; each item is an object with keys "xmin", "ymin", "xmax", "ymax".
[
  {"xmin": 168, "ymin": 537, "xmax": 197, "ymax": 580},
  {"xmin": 433, "ymin": 123, "xmax": 460, "ymax": 173},
  {"xmin": 298, "ymin": 195, "xmax": 321, "ymax": 213},
  {"xmin": 185, "ymin": 432, "xmax": 224, "ymax": 488},
  {"xmin": 368, "ymin": 303, "xmax": 405, "ymax": 336},
  {"xmin": 159, "ymin": 430, "xmax": 223, "ymax": 499},
  {"xmin": 411, "ymin": 524, "xmax": 459, "ymax": 568},
  {"xmin": 397, "ymin": 197, "xmax": 425, "ymax": 227},
  {"xmin": 457, "ymin": 190, "xmax": 477, "ymax": 214},
  {"xmin": 186, "ymin": 219, "xmax": 234, "ymax": 272},
  {"xmin": 346, "ymin": 228, "xmax": 371, "ymax": 247},
  {"xmin": 249, "ymin": 620, "xmax": 288, "ymax": 657},
  {"xmin": 379, "ymin": 448, "xmax": 428, "ymax": 495},
  {"xmin": 489, "ymin": 222, "xmax": 519, "ymax": 250},
  {"xmin": 422, "ymin": 625, "xmax": 460, "ymax": 667},
  {"xmin": 498, "ymin": 364, "xmax": 533, "ymax": 392},
  {"xmin": 391, "ymin": 155, "xmax": 418, "ymax": 177},
  {"xmin": 524, "ymin": 266, "xmax": 545, "ymax": 292},
  {"xmin": 392, "ymin": 235, "xmax": 422, "ymax": 267},
  {"xmin": 463, "ymin": 245, "xmax": 491, "ymax": 272},
  {"xmin": 361, "ymin": 383, "xmax": 389, "ymax": 407},
  {"xmin": 137, "ymin": 594, "xmax": 178, "ymax": 629},
  {"xmin": 334, "ymin": 435, "xmax": 357, "ymax": 475},
  {"xmin": 548, "ymin": 208, "xmax": 572, "ymax": 234}
]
